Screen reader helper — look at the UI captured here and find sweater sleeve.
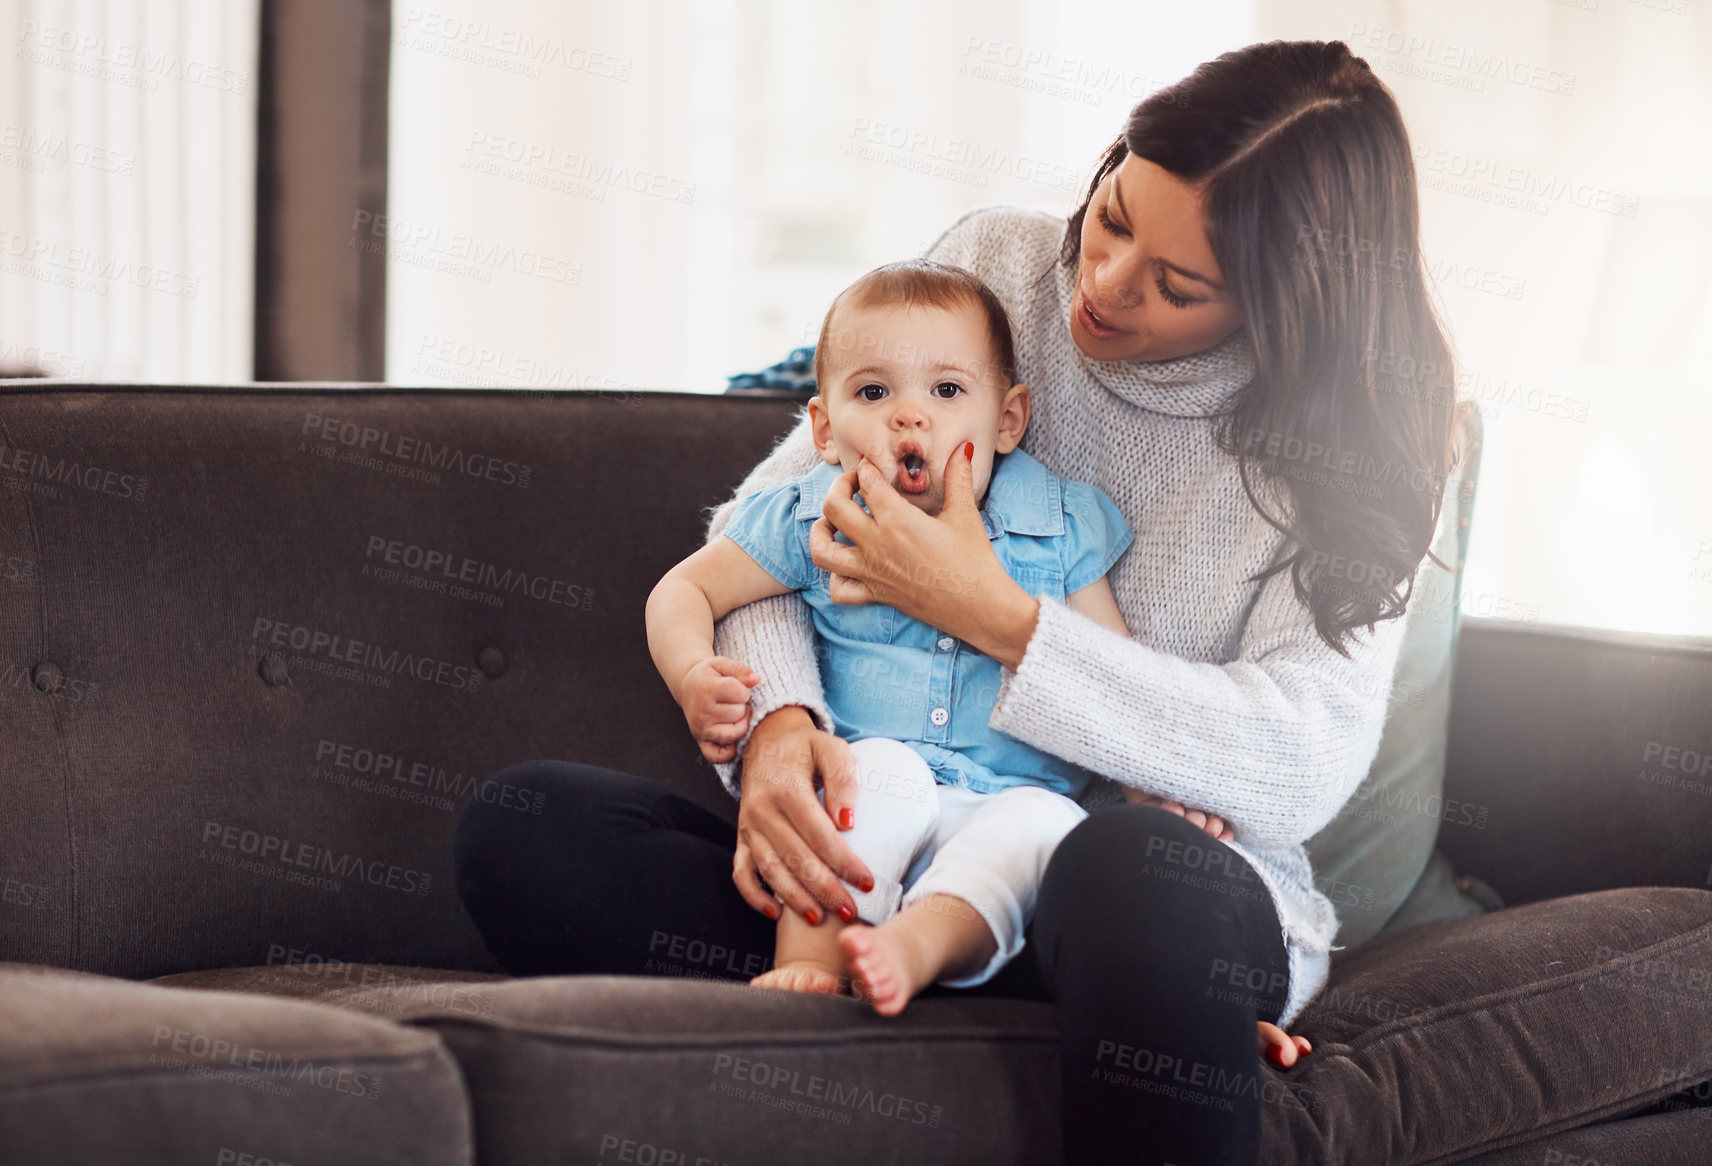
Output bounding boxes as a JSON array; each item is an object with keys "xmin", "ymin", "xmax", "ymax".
[
  {"xmin": 988, "ymin": 565, "xmax": 1412, "ymax": 848},
  {"xmin": 704, "ymin": 410, "xmax": 835, "ymax": 798}
]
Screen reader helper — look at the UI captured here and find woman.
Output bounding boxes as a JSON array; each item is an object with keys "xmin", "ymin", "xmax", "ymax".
[{"xmin": 455, "ymin": 40, "xmax": 1465, "ymax": 1166}]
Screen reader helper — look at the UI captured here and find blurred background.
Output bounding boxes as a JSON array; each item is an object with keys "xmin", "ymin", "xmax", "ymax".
[{"xmin": 1, "ymin": 0, "xmax": 1709, "ymax": 638}]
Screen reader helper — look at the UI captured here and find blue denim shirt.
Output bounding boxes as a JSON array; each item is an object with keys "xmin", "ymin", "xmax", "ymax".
[{"xmin": 722, "ymin": 448, "xmax": 1134, "ymax": 799}]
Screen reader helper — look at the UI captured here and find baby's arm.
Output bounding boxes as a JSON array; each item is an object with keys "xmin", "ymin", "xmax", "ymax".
[
  {"xmin": 647, "ymin": 538, "xmax": 795, "ymax": 763},
  {"xmin": 1063, "ymin": 576, "xmax": 1129, "ymax": 635}
]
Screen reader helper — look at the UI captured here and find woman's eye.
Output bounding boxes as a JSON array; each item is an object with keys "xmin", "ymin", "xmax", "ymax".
[
  {"xmin": 857, "ymin": 383, "xmax": 886, "ymax": 401},
  {"xmin": 1154, "ymin": 275, "xmax": 1193, "ymax": 309},
  {"xmin": 1096, "ymin": 204, "xmax": 1128, "ymax": 237},
  {"xmin": 933, "ymin": 382, "xmax": 963, "ymax": 399}
]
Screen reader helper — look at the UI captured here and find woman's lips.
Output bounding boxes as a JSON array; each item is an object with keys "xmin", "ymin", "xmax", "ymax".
[{"xmin": 1077, "ymin": 286, "xmax": 1128, "ymax": 339}]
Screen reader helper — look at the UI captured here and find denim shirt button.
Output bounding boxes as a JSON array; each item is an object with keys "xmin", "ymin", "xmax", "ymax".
[
  {"xmin": 929, "ymin": 706, "xmax": 949, "ymax": 726},
  {"xmin": 935, "ymin": 636, "xmax": 955, "ymax": 651}
]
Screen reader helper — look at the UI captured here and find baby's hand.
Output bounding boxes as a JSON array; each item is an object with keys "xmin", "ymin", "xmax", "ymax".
[
  {"xmin": 1122, "ymin": 787, "xmax": 1234, "ymax": 844},
  {"xmin": 679, "ymin": 657, "xmax": 763, "ymax": 763}
]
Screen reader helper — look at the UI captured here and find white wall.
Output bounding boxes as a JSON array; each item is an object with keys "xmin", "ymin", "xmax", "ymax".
[
  {"xmin": 382, "ymin": 0, "xmax": 1710, "ymax": 639},
  {"xmin": 385, "ymin": 0, "xmax": 1249, "ymax": 390},
  {"xmin": 1256, "ymin": 0, "xmax": 1712, "ymax": 638}
]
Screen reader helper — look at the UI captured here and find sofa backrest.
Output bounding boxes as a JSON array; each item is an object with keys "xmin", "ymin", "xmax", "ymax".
[
  {"xmin": 3, "ymin": 384, "xmax": 1707, "ymax": 979},
  {"xmin": 0, "ymin": 385, "xmax": 794, "ymax": 977}
]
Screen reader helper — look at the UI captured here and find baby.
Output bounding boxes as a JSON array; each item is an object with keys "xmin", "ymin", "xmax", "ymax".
[{"xmin": 647, "ymin": 260, "xmax": 1309, "ymax": 1065}]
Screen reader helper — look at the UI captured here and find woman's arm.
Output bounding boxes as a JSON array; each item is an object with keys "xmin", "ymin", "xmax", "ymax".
[
  {"xmin": 1063, "ymin": 578, "xmax": 1234, "ymax": 842},
  {"xmin": 704, "ymin": 411, "xmax": 834, "ymax": 795},
  {"xmin": 811, "ymin": 451, "xmax": 1406, "ymax": 847},
  {"xmin": 990, "ymin": 572, "xmax": 1412, "ymax": 848}
]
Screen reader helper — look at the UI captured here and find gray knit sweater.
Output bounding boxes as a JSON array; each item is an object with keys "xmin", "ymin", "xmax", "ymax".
[{"xmin": 705, "ymin": 206, "xmax": 1415, "ymax": 1028}]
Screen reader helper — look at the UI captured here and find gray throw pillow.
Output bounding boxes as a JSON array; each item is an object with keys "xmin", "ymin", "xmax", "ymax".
[{"xmin": 1305, "ymin": 408, "xmax": 1488, "ymax": 949}]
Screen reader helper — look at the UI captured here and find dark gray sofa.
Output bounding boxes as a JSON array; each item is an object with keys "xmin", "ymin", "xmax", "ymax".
[{"xmin": 2, "ymin": 381, "xmax": 1710, "ymax": 1165}]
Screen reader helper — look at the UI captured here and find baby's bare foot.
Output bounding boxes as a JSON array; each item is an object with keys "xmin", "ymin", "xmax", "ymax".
[
  {"xmin": 839, "ymin": 924, "xmax": 928, "ymax": 1017},
  {"xmin": 1256, "ymin": 1020, "xmax": 1313, "ymax": 1069},
  {"xmin": 750, "ymin": 959, "xmax": 849, "ymax": 996}
]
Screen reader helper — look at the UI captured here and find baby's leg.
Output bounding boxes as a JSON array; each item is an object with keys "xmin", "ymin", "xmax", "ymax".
[
  {"xmin": 750, "ymin": 738, "xmax": 939, "ymax": 997},
  {"xmin": 840, "ymin": 784, "xmax": 1086, "ymax": 1015}
]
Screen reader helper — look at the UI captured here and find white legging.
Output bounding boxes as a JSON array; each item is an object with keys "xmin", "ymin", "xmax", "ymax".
[{"xmin": 821, "ymin": 737, "xmax": 1089, "ymax": 988}]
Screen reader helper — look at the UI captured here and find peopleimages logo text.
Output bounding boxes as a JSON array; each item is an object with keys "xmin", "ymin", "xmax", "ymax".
[
  {"xmin": 301, "ymin": 412, "xmax": 531, "ymax": 488},
  {"xmin": 200, "ymin": 820, "xmax": 433, "ymax": 897},
  {"xmin": 250, "ymin": 617, "xmax": 483, "ymax": 692}
]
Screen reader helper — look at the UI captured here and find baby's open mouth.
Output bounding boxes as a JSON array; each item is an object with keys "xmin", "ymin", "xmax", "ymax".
[{"xmin": 895, "ymin": 447, "xmax": 930, "ymax": 495}]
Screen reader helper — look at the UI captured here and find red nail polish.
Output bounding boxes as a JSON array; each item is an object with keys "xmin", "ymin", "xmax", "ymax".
[
  {"xmin": 838, "ymin": 806, "xmax": 853, "ymax": 829},
  {"xmin": 1264, "ymin": 1044, "xmax": 1287, "ymax": 1068},
  {"xmin": 805, "ymin": 907, "xmax": 822, "ymax": 925},
  {"xmin": 859, "ymin": 876, "xmax": 875, "ymax": 893},
  {"xmin": 836, "ymin": 904, "xmax": 855, "ymax": 922},
  {"xmin": 764, "ymin": 904, "xmax": 779, "ymax": 921},
  {"xmin": 964, "ymin": 442, "xmax": 974, "ymax": 460}
]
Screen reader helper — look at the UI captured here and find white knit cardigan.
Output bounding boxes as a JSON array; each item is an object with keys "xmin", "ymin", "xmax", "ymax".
[{"xmin": 705, "ymin": 206, "xmax": 1414, "ymax": 1028}]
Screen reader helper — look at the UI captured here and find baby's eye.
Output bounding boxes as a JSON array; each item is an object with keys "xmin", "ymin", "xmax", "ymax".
[
  {"xmin": 857, "ymin": 383, "xmax": 886, "ymax": 402},
  {"xmin": 933, "ymin": 381, "xmax": 964, "ymax": 399}
]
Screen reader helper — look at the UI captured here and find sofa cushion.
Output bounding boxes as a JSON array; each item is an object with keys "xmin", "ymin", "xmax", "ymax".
[
  {"xmin": 1271, "ymin": 886, "xmax": 1712, "ymax": 1163},
  {"xmin": 1458, "ymin": 1106, "xmax": 1712, "ymax": 1166},
  {"xmin": 0, "ymin": 962, "xmax": 473, "ymax": 1166},
  {"xmin": 382, "ymin": 974, "xmax": 1062, "ymax": 1166},
  {"xmin": 150, "ymin": 963, "xmax": 511, "ymax": 1023},
  {"xmin": 217, "ymin": 887, "xmax": 1706, "ymax": 1165}
]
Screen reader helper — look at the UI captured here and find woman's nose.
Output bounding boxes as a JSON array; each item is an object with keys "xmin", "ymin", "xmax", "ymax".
[{"xmin": 1091, "ymin": 255, "xmax": 1143, "ymax": 312}]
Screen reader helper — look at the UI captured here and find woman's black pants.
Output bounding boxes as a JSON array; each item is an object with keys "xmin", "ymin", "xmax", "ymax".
[{"xmin": 453, "ymin": 761, "xmax": 1291, "ymax": 1166}]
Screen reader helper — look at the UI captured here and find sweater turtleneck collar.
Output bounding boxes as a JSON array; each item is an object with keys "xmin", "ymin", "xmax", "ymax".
[{"xmin": 1052, "ymin": 256, "xmax": 1256, "ymax": 419}]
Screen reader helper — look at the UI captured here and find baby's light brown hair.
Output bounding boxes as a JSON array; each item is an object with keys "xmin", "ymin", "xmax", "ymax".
[{"xmin": 813, "ymin": 260, "xmax": 1019, "ymax": 395}]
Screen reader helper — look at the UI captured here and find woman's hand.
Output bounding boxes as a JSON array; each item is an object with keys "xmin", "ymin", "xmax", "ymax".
[
  {"xmin": 732, "ymin": 706, "xmax": 877, "ymax": 924},
  {"xmin": 1123, "ymin": 786, "xmax": 1235, "ymax": 843},
  {"xmin": 808, "ymin": 445, "xmax": 1040, "ymax": 670}
]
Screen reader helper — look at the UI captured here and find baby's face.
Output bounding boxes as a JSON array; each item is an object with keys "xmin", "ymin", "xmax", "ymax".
[{"xmin": 809, "ymin": 300, "xmax": 1028, "ymax": 517}]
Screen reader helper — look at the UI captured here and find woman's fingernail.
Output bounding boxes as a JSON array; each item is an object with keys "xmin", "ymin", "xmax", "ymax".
[
  {"xmin": 964, "ymin": 441, "xmax": 974, "ymax": 460},
  {"xmin": 859, "ymin": 876, "xmax": 875, "ymax": 893},
  {"xmin": 805, "ymin": 906, "xmax": 822, "ymax": 925},
  {"xmin": 1264, "ymin": 1044, "xmax": 1287, "ymax": 1068},
  {"xmin": 765, "ymin": 904, "xmax": 779, "ymax": 920},
  {"xmin": 836, "ymin": 904, "xmax": 855, "ymax": 922},
  {"xmin": 838, "ymin": 806, "xmax": 853, "ymax": 829}
]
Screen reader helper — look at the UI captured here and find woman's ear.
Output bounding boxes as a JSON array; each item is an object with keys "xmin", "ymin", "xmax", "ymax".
[
  {"xmin": 807, "ymin": 396, "xmax": 843, "ymax": 465},
  {"xmin": 994, "ymin": 383, "xmax": 1031, "ymax": 454}
]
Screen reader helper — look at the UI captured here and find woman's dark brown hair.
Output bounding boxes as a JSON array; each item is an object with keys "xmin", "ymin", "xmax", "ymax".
[{"xmin": 1060, "ymin": 39, "xmax": 1469, "ymax": 655}]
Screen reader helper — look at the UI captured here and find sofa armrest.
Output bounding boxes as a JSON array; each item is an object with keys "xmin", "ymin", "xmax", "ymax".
[{"xmin": 1442, "ymin": 619, "xmax": 1712, "ymax": 904}]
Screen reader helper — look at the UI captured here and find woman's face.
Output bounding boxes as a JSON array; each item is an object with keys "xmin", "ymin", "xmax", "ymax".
[{"xmin": 1070, "ymin": 154, "xmax": 1244, "ymax": 363}]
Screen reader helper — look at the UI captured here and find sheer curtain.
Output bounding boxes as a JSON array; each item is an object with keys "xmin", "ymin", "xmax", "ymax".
[
  {"xmin": 385, "ymin": 0, "xmax": 1248, "ymax": 393},
  {"xmin": 0, "ymin": 0, "xmax": 257, "ymax": 381}
]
